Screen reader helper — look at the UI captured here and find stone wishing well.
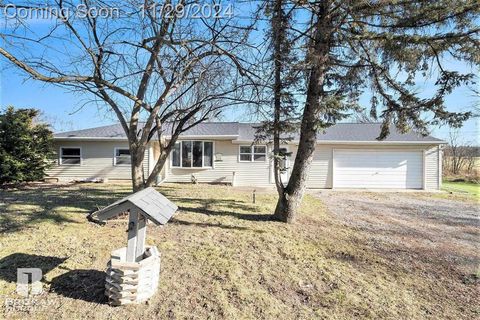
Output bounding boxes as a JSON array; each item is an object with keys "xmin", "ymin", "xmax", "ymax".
[{"xmin": 93, "ymin": 187, "xmax": 177, "ymax": 305}]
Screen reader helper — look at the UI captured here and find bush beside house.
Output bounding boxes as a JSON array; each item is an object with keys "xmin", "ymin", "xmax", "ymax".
[{"xmin": 0, "ymin": 106, "xmax": 54, "ymax": 184}]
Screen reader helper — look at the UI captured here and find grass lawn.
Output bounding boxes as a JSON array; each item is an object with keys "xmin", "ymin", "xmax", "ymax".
[
  {"xmin": 0, "ymin": 183, "xmax": 478, "ymax": 319},
  {"xmin": 442, "ymin": 180, "xmax": 480, "ymax": 198}
]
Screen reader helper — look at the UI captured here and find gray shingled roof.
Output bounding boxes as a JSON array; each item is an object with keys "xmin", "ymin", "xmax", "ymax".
[
  {"xmin": 54, "ymin": 122, "xmax": 239, "ymax": 139},
  {"xmin": 237, "ymin": 123, "xmax": 444, "ymax": 142},
  {"xmin": 318, "ymin": 123, "xmax": 443, "ymax": 142},
  {"xmin": 54, "ymin": 123, "xmax": 126, "ymax": 139},
  {"xmin": 54, "ymin": 122, "xmax": 444, "ymax": 143},
  {"xmin": 94, "ymin": 187, "xmax": 178, "ymax": 225}
]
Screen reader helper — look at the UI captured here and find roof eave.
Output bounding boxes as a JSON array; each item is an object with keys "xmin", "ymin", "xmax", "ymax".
[
  {"xmin": 55, "ymin": 135, "xmax": 240, "ymax": 141},
  {"xmin": 165, "ymin": 135, "xmax": 239, "ymax": 140},
  {"xmin": 54, "ymin": 136, "xmax": 446, "ymax": 145},
  {"xmin": 54, "ymin": 137, "xmax": 128, "ymax": 141},
  {"xmin": 315, "ymin": 140, "xmax": 447, "ymax": 145},
  {"xmin": 232, "ymin": 139, "xmax": 446, "ymax": 145}
]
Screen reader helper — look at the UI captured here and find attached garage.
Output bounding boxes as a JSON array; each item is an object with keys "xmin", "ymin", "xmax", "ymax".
[{"xmin": 333, "ymin": 149, "xmax": 424, "ymax": 189}]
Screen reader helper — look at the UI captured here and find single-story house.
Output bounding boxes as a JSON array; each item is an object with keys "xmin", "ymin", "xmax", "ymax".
[{"xmin": 48, "ymin": 122, "xmax": 445, "ymax": 190}]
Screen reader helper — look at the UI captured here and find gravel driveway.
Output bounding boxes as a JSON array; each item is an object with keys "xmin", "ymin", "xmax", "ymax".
[{"xmin": 313, "ymin": 191, "xmax": 479, "ymax": 280}]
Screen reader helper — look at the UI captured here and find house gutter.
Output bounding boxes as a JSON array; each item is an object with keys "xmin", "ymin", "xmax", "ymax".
[
  {"xmin": 231, "ymin": 140, "xmax": 447, "ymax": 145},
  {"xmin": 54, "ymin": 137, "xmax": 446, "ymax": 145},
  {"xmin": 164, "ymin": 135, "xmax": 239, "ymax": 140},
  {"xmin": 54, "ymin": 137, "xmax": 128, "ymax": 141},
  {"xmin": 54, "ymin": 135, "xmax": 240, "ymax": 141}
]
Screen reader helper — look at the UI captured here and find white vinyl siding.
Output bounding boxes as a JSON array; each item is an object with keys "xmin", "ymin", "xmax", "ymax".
[
  {"xmin": 425, "ymin": 146, "xmax": 440, "ymax": 190},
  {"xmin": 165, "ymin": 141, "xmax": 272, "ymax": 186},
  {"xmin": 305, "ymin": 146, "xmax": 332, "ymax": 188},
  {"xmin": 143, "ymin": 146, "xmax": 150, "ymax": 179},
  {"xmin": 333, "ymin": 149, "xmax": 423, "ymax": 189},
  {"xmin": 47, "ymin": 141, "xmax": 151, "ymax": 181}
]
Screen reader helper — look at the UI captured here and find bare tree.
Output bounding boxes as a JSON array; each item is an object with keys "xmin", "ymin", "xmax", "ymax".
[
  {"xmin": 444, "ymin": 129, "xmax": 478, "ymax": 176},
  {"xmin": 0, "ymin": 1, "xmax": 255, "ymax": 191},
  {"xmin": 352, "ymin": 109, "xmax": 378, "ymax": 123},
  {"xmin": 464, "ymin": 147, "xmax": 479, "ymax": 176},
  {"xmin": 446, "ymin": 130, "xmax": 466, "ymax": 175}
]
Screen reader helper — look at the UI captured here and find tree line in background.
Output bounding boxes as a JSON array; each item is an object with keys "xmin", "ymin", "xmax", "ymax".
[
  {"xmin": 443, "ymin": 129, "xmax": 479, "ymax": 181},
  {"xmin": 0, "ymin": 1, "xmax": 479, "ymax": 222}
]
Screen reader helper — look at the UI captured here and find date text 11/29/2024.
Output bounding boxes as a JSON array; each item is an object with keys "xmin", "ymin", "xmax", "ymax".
[{"xmin": 140, "ymin": 2, "xmax": 234, "ymax": 19}]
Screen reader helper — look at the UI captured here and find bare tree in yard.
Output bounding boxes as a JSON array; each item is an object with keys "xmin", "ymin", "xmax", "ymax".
[
  {"xmin": 0, "ymin": 1, "xmax": 254, "ymax": 191},
  {"xmin": 261, "ymin": 1, "xmax": 479, "ymax": 222},
  {"xmin": 444, "ymin": 129, "xmax": 478, "ymax": 176},
  {"xmin": 464, "ymin": 147, "xmax": 479, "ymax": 175},
  {"xmin": 445, "ymin": 130, "xmax": 466, "ymax": 175}
]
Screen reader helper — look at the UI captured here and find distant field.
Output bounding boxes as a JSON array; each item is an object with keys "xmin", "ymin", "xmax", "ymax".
[
  {"xmin": 442, "ymin": 156, "xmax": 479, "ymax": 184},
  {"xmin": 442, "ymin": 180, "xmax": 480, "ymax": 198}
]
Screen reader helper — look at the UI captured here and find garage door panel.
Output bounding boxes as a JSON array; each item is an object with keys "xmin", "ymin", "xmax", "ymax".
[{"xmin": 333, "ymin": 150, "xmax": 423, "ymax": 189}]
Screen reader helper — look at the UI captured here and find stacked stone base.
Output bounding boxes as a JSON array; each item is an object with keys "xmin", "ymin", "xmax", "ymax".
[{"xmin": 105, "ymin": 246, "xmax": 160, "ymax": 305}]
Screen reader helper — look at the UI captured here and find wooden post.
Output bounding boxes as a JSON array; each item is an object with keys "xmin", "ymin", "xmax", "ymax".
[
  {"xmin": 135, "ymin": 215, "xmax": 147, "ymax": 261},
  {"xmin": 126, "ymin": 209, "xmax": 139, "ymax": 262},
  {"xmin": 127, "ymin": 208, "xmax": 147, "ymax": 262}
]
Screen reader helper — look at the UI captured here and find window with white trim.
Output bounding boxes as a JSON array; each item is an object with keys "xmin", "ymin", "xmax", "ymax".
[
  {"xmin": 114, "ymin": 148, "xmax": 131, "ymax": 166},
  {"xmin": 239, "ymin": 145, "xmax": 267, "ymax": 162},
  {"xmin": 171, "ymin": 141, "xmax": 213, "ymax": 168},
  {"xmin": 60, "ymin": 147, "xmax": 81, "ymax": 165}
]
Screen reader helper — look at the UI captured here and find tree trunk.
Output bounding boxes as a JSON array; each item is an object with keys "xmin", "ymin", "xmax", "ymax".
[
  {"xmin": 274, "ymin": 188, "xmax": 303, "ymax": 223},
  {"xmin": 272, "ymin": 0, "xmax": 285, "ymax": 196},
  {"xmin": 273, "ymin": 3, "xmax": 331, "ymax": 223},
  {"xmin": 272, "ymin": 103, "xmax": 319, "ymax": 222},
  {"xmin": 131, "ymin": 145, "xmax": 145, "ymax": 192},
  {"xmin": 131, "ymin": 164, "xmax": 144, "ymax": 192},
  {"xmin": 145, "ymin": 152, "xmax": 168, "ymax": 187}
]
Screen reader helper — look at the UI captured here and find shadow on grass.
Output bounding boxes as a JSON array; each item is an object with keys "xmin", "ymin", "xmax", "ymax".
[
  {"xmin": 0, "ymin": 184, "xmax": 132, "ymax": 234},
  {"xmin": 170, "ymin": 217, "xmax": 252, "ymax": 231},
  {"xmin": 0, "ymin": 183, "xmax": 273, "ymax": 234},
  {"xmin": 172, "ymin": 197, "xmax": 273, "ymax": 222},
  {"xmin": 0, "ymin": 253, "xmax": 67, "ymax": 283},
  {"xmin": 0, "ymin": 253, "xmax": 107, "ymax": 304},
  {"xmin": 50, "ymin": 269, "xmax": 108, "ymax": 304},
  {"xmin": 178, "ymin": 206, "xmax": 273, "ymax": 222}
]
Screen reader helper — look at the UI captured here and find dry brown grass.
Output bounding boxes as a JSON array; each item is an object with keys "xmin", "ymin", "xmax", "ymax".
[{"xmin": 0, "ymin": 183, "xmax": 478, "ymax": 319}]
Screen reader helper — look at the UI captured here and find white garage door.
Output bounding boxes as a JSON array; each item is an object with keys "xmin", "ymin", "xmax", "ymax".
[{"xmin": 333, "ymin": 149, "xmax": 423, "ymax": 189}]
